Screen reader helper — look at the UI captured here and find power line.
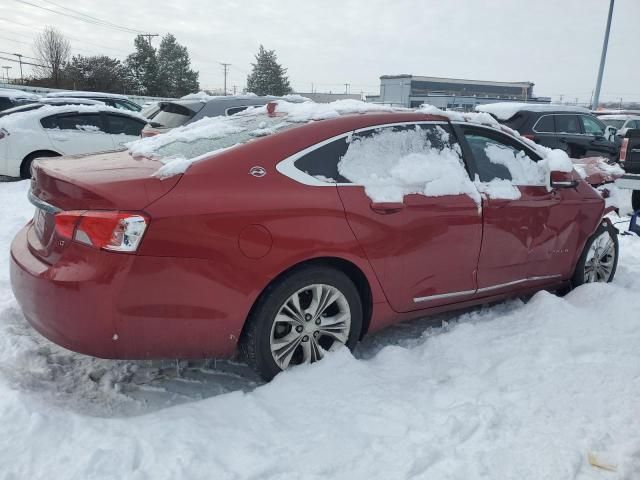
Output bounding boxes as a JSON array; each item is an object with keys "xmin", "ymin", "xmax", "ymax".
[
  {"xmin": 40, "ymin": 0, "xmax": 146, "ymax": 34},
  {"xmin": 13, "ymin": 0, "xmax": 146, "ymax": 35}
]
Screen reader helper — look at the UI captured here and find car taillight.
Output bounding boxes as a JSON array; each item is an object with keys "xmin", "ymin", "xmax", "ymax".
[
  {"xmin": 0, "ymin": 128, "xmax": 9, "ymax": 140},
  {"xmin": 141, "ymin": 129, "xmax": 160, "ymax": 138},
  {"xmin": 522, "ymin": 134, "xmax": 535, "ymax": 140},
  {"xmin": 54, "ymin": 210, "xmax": 149, "ymax": 252},
  {"xmin": 620, "ymin": 138, "xmax": 629, "ymax": 163}
]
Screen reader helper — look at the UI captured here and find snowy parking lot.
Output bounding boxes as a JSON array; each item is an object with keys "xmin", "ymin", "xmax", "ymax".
[{"xmin": 1, "ymin": 179, "xmax": 640, "ymax": 479}]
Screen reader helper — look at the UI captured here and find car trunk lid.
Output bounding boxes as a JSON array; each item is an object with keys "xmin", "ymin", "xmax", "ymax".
[{"xmin": 28, "ymin": 150, "xmax": 180, "ymax": 263}]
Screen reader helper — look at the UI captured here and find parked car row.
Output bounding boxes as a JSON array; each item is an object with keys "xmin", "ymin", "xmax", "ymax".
[
  {"xmin": 10, "ymin": 99, "xmax": 621, "ymax": 380},
  {"xmin": 0, "ymin": 88, "xmax": 142, "ymax": 112},
  {"xmin": 476, "ymin": 103, "xmax": 621, "ymax": 160}
]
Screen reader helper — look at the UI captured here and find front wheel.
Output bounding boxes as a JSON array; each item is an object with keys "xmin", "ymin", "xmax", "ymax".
[
  {"xmin": 571, "ymin": 222, "xmax": 619, "ymax": 286},
  {"xmin": 240, "ymin": 266, "xmax": 362, "ymax": 381}
]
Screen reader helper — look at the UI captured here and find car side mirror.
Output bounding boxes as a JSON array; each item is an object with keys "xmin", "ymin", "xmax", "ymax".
[
  {"xmin": 605, "ymin": 126, "xmax": 617, "ymax": 142},
  {"xmin": 550, "ymin": 170, "xmax": 579, "ymax": 189}
]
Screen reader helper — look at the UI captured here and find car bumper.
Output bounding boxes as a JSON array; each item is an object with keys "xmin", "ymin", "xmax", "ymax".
[{"xmin": 10, "ymin": 224, "xmax": 243, "ymax": 359}]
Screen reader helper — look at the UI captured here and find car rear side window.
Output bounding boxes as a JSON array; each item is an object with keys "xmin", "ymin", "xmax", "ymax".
[
  {"xmin": 41, "ymin": 113, "xmax": 104, "ymax": 132},
  {"xmin": 105, "ymin": 114, "xmax": 146, "ymax": 136},
  {"xmin": 294, "ymin": 123, "xmax": 458, "ymax": 184},
  {"xmin": 533, "ymin": 115, "xmax": 554, "ymax": 133},
  {"xmin": 226, "ymin": 106, "xmax": 249, "ymax": 116},
  {"xmin": 294, "ymin": 136, "xmax": 351, "ymax": 182},
  {"xmin": 554, "ymin": 115, "xmax": 581, "ymax": 134}
]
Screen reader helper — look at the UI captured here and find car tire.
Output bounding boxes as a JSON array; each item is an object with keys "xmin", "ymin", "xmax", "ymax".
[
  {"xmin": 240, "ymin": 266, "xmax": 363, "ymax": 381},
  {"xmin": 632, "ymin": 190, "xmax": 640, "ymax": 212},
  {"xmin": 571, "ymin": 222, "xmax": 619, "ymax": 287},
  {"xmin": 20, "ymin": 151, "xmax": 60, "ymax": 179}
]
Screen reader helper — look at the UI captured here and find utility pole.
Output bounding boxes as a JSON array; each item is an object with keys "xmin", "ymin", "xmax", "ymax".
[
  {"xmin": 592, "ymin": 0, "xmax": 614, "ymax": 110},
  {"xmin": 220, "ymin": 63, "xmax": 231, "ymax": 96},
  {"xmin": 14, "ymin": 54, "xmax": 24, "ymax": 84},
  {"xmin": 559, "ymin": 94, "xmax": 564, "ymax": 104},
  {"xmin": 619, "ymin": 97, "xmax": 623, "ymax": 109},
  {"xmin": 232, "ymin": 85, "xmax": 237, "ymax": 95},
  {"xmin": 344, "ymin": 83, "xmax": 350, "ymax": 94},
  {"xmin": 142, "ymin": 33, "xmax": 159, "ymax": 46}
]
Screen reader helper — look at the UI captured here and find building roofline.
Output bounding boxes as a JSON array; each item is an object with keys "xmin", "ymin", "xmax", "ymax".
[{"xmin": 380, "ymin": 74, "xmax": 533, "ymax": 88}]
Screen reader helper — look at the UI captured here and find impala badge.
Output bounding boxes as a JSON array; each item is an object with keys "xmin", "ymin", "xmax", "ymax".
[{"xmin": 249, "ymin": 166, "xmax": 267, "ymax": 178}]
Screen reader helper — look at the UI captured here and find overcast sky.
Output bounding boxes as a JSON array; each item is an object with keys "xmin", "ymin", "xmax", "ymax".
[{"xmin": 0, "ymin": 0, "xmax": 638, "ymax": 102}]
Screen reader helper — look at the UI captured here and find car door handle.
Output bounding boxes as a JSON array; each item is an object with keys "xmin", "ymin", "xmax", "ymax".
[
  {"xmin": 558, "ymin": 137, "xmax": 567, "ymax": 143},
  {"xmin": 370, "ymin": 202, "xmax": 406, "ymax": 214}
]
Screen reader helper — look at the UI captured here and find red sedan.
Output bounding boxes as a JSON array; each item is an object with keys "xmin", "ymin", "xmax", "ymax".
[{"xmin": 10, "ymin": 106, "xmax": 618, "ymax": 380}]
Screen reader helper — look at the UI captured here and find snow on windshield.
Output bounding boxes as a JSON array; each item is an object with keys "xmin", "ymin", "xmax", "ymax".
[{"xmin": 338, "ymin": 125, "xmax": 481, "ymax": 204}]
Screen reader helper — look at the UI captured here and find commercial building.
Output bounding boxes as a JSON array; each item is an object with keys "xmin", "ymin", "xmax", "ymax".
[{"xmin": 368, "ymin": 74, "xmax": 550, "ymax": 110}]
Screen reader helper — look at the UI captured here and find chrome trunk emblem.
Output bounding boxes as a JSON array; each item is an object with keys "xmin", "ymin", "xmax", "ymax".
[{"xmin": 249, "ymin": 166, "xmax": 266, "ymax": 177}]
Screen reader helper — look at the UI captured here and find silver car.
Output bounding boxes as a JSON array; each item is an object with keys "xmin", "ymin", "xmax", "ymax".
[{"xmin": 142, "ymin": 95, "xmax": 278, "ymax": 136}]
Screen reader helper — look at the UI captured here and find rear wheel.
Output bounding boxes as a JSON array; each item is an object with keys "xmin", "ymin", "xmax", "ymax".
[
  {"xmin": 241, "ymin": 266, "xmax": 362, "ymax": 381},
  {"xmin": 632, "ymin": 190, "xmax": 640, "ymax": 212},
  {"xmin": 20, "ymin": 151, "xmax": 60, "ymax": 179},
  {"xmin": 571, "ymin": 222, "xmax": 618, "ymax": 286}
]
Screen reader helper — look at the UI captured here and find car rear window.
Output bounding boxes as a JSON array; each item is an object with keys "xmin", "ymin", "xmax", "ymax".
[
  {"xmin": 152, "ymin": 102, "xmax": 200, "ymax": 128},
  {"xmin": 151, "ymin": 114, "xmax": 293, "ymax": 161}
]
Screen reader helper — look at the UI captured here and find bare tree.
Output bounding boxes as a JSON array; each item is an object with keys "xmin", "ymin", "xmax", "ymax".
[{"xmin": 34, "ymin": 26, "xmax": 71, "ymax": 87}]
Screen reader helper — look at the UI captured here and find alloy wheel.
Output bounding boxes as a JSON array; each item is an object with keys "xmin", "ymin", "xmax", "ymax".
[
  {"xmin": 583, "ymin": 231, "xmax": 615, "ymax": 283},
  {"xmin": 269, "ymin": 284, "xmax": 351, "ymax": 370}
]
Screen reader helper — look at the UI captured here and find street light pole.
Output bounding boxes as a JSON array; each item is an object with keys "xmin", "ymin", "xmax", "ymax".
[{"xmin": 592, "ymin": 0, "xmax": 614, "ymax": 110}]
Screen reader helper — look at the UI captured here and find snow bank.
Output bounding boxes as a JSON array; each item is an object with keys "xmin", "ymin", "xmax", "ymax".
[
  {"xmin": 338, "ymin": 125, "xmax": 480, "ymax": 203},
  {"xmin": 475, "ymin": 102, "xmax": 591, "ymax": 120},
  {"xmin": 2, "ymin": 181, "xmax": 640, "ymax": 478}
]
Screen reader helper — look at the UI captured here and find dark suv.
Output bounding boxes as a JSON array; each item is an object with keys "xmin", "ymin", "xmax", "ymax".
[{"xmin": 484, "ymin": 107, "xmax": 620, "ymax": 160}]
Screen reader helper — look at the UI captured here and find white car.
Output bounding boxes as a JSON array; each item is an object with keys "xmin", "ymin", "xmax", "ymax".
[
  {"xmin": 0, "ymin": 88, "xmax": 40, "ymax": 112},
  {"xmin": 0, "ymin": 105, "xmax": 147, "ymax": 178},
  {"xmin": 599, "ymin": 114, "xmax": 640, "ymax": 136},
  {"xmin": 46, "ymin": 91, "xmax": 142, "ymax": 112}
]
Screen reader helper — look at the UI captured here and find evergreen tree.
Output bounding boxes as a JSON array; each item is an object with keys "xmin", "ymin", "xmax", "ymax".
[
  {"xmin": 124, "ymin": 35, "xmax": 160, "ymax": 95},
  {"xmin": 246, "ymin": 45, "xmax": 292, "ymax": 96},
  {"xmin": 63, "ymin": 55, "xmax": 132, "ymax": 93},
  {"xmin": 157, "ymin": 34, "xmax": 199, "ymax": 97}
]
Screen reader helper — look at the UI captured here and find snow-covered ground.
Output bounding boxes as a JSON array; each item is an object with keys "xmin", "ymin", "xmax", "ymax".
[{"xmin": 1, "ymin": 180, "xmax": 640, "ymax": 479}]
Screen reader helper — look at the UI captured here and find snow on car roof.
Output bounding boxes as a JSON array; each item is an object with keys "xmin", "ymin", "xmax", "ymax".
[
  {"xmin": 0, "ymin": 88, "xmax": 40, "ymax": 100},
  {"xmin": 46, "ymin": 90, "xmax": 129, "ymax": 100},
  {"xmin": 0, "ymin": 103, "xmax": 147, "ymax": 129},
  {"xmin": 475, "ymin": 102, "xmax": 591, "ymax": 120}
]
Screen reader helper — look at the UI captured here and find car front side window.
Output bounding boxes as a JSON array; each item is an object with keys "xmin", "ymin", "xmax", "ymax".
[
  {"xmin": 581, "ymin": 115, "xmax": 605, "ymax": 136},
  {"xmin": 41, "ymin": 113, "xmax": 104, "ymax": 132},
  {"xmin": 555, "ymin": 115, "xmax": 581, "ymax": 134},
  {"xmin": 462, "ymin": 128, "xmax": 544, "ymax": 185}
]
